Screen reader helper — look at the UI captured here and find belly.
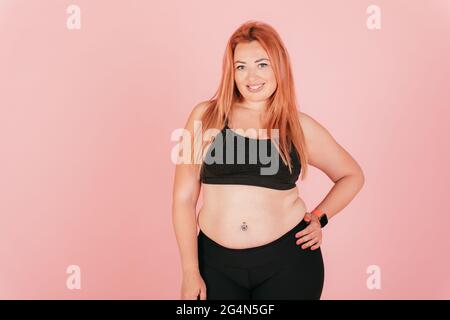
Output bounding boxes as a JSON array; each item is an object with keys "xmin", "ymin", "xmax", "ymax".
[{"xmin": 198, "ymin": 184, "xmax": 308, "ymax": 249}]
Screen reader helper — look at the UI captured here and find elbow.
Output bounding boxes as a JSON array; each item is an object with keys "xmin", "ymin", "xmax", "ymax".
[
  {"xmin": 351, "ymin": 160, "xmax": 365, "ymax": 188},
  {"xmin": 339, "ymin": 169, "xmax": 365, "ymax": 189},
  {"xmin": 172, "ymin": 194, "xmax": 197, "ymax": 213},
  {"xmin": 354, "ymin": 169, "xmax": 365, "ymax": 190}
]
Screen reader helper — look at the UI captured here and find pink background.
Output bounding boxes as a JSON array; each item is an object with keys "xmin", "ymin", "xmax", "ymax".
[{"xmin": 1, "ymin": 0, "xmax": 449, "ymax": 299}]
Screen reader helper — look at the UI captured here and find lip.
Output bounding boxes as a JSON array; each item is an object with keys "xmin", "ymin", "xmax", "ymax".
[
  {"xmin": 247, "ymin": 83, "xmax": 265, "ymax": 87},
  {"xmin": 246, "ymin": 82, "xmax": 265, "ymax": 93}
]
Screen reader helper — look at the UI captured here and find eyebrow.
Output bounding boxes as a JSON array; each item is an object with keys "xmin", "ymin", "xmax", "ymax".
[{"xmin": 234, "ymin": 58, "xmax": 269, "ymax": 64}]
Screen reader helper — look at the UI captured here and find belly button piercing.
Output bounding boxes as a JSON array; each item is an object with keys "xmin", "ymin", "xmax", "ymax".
[{"xmin": 241, "ymin": 222, "xmax": 248, "ymax": 231}]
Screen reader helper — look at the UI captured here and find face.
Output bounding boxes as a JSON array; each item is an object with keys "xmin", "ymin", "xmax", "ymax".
[{"xmin": 233, "ymin": 41, "xmax": 277, "ymax": 106}]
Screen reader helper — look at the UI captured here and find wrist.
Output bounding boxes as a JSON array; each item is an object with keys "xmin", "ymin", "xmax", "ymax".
[
  {"xmin": 311, "ymin": 208, "xmax": 328, "ymax": 228},
  {"xmin": 182, "ymin": 264, "xmax": 200, "ymax": 274}
]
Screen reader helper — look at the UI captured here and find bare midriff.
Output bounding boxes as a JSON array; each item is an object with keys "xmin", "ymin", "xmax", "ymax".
[{"xmin": 197, "ymin": 184, "xmax": 307, "ymax": 249}]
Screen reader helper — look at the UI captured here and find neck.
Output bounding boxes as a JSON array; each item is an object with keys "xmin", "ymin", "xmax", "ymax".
[{"xmin": 236, "ymin": 100, "xmax": 268, "ymax": 112}]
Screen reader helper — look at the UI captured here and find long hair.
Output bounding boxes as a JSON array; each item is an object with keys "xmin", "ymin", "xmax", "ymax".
[{"xmin": 194, "ymin": 20, "xmax": 309, "ymax": 180}]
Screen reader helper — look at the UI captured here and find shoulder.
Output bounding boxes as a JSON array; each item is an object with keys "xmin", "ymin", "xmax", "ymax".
[
  {"xmin": 297, "ymin": 111, "xmax": 324, "ymax": 129},
  {"xmin": 298, "ymin": 111, "xmax": 312, "ymax": 129},
  {"xmin": 190, "ymin": 100, "xmax": 210, "ymax": 119},
  {"xmin": 183, "ymin": 100, "xmax": 211, "ymax": 130},
  {"xmin": 297, "ymin": 111, "xmax": 364, "ymax": 182},
  {"xmin": 297, "ymin": 111, "xmax": 334, "ymax": 145}
]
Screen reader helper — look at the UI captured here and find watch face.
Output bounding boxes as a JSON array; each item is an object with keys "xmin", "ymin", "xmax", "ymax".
[{"xmin": 320, "ymin": 214, "xmax": 328, "ymax": 227}]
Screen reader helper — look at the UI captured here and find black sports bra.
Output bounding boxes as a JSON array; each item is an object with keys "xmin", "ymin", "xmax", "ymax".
[{"xmin": 200, "ymin": 119, "xmax": 301, "ymax": 190}]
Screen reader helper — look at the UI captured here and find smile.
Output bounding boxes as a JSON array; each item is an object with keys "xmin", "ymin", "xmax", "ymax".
[{"xmin": 246, "ymin": 83, "xmax": 265, "ymax": 93}]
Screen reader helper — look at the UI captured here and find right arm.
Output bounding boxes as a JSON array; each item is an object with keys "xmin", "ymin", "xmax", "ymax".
[{"xmin": 172, "ymin": 101, "xmax": 208, "ymax": 299}]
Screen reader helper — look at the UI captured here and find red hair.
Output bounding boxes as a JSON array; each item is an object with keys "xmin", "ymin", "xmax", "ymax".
[{"xmin": 195, "ymin": 20, "xmax": 309, "ymax": 180}]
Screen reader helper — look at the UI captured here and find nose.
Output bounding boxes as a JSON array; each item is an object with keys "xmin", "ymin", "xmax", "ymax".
[{"xmin": 246, "ymin": 68, "xmax": 260, "ymax": 83}]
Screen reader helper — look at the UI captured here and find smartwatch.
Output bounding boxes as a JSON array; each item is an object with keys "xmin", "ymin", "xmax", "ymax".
[{"xmin": 311, "ymin": 209, "xmax": 328, "ymax": 228}]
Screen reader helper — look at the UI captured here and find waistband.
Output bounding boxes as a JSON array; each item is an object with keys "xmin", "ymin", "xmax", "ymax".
[{"xmin": 198, "ymin": 218, "xmax": 308, "ymax": 268}]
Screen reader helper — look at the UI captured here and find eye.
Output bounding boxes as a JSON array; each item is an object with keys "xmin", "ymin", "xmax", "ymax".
[
  {"xmin": 236, "ymin": 65, "xmax": 244, "ymax": 70},
  {"xmin": 259, "ymin": 63, "xmax": 268, "ymax": 68}
]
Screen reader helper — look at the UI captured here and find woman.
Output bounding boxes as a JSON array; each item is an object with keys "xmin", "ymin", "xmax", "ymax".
[{"xmin": 172, "ymin": 21, "xmax": 365, "ymax": 300}]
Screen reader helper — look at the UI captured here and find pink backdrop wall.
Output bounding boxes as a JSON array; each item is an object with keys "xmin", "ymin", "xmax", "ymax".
[{"xmin": 1, "ymin": 0, "xmax": 449, "ymax": 299}]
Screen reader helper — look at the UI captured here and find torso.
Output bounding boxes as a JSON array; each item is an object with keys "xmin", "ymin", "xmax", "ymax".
[
  {"xmin": 198, "ymin": 184, "xmax": 307, "ymax": 249},
  {"xmin": 197, "ymin": 104, "xmax": 307, "ymax": 249}
]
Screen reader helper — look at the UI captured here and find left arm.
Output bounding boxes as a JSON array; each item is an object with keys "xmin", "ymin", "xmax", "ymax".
[
  {"xmin": 295, "ymin": 111, "xmax": 365, "ymax": 250},
  {"xmin": 299, "ymin": 111, "xmax": 365, "ymax": 220}
]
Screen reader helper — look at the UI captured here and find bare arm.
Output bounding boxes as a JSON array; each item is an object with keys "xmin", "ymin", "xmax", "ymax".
[
  {"xmin": 172, "ymin": 102, "xmax": 208, "ymax": 273},
  {"xmin": 299, "ymin": 112, "xmax": 365, "ymax": 220}
]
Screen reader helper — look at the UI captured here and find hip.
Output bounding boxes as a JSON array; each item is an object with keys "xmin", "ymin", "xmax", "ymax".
[{"xmin": 198, "ymin": 216, "xmax": 323, "ymax": 270}]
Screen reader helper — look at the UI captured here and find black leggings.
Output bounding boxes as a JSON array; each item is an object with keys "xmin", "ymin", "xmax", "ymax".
[{"xmin": 198, "ymin": 218, "xmax": 324, "ymax": 300}]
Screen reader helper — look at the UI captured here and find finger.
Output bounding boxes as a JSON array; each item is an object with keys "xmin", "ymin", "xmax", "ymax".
[
  {"xmin": 301, "ymin": 238, "xmax": 319, "ymax": 249},
  {"xmin": 181, "ymin": 292, "xmax": 190, "ymax": 300},
  {"xmin": 296, "ymin": 227, "xmax": 319, "ymax": 241},
  {"xmin": 295, "ymin": 226, "xmax": 314, "ymax": 238},
  {"xmin": 311, "ymin": 240, "xmax": 322, "ymax": 250},
  {"xmin": 296, "ymin": 234, "xmax": 309, "ymax": 245},
  {"xmin": 297, "ymin": 232, "xmax": 318, "ymax": 245},
  {"xmin": 200, "ymin": 287, "xmax": 207, "ymax": 300}
]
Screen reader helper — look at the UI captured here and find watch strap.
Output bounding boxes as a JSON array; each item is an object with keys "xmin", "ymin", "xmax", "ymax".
[{"xmin": 311, "ymin": 209, "xmax": 328, "ymax": 228}]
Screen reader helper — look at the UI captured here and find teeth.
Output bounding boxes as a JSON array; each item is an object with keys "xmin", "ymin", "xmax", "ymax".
[{"xmin": 248, "ymin": 83, "xmax": 264, "ymax": 89}]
